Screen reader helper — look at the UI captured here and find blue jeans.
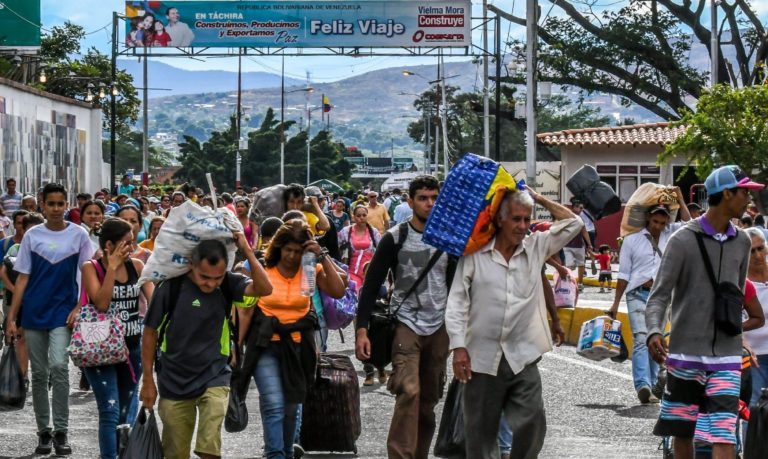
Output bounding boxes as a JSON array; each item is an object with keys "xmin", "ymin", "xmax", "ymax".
[
  {"xmin": 751, "ymin": 354, "xmax": 768, "ymax": 406},
  {"xmin": 83, "ymin": 343, "xmax": 142, "ymax": 459},
  {"xmin": 498, "ymin": 415, "xmax": 512, "ymax": 454},
  {"xmin": 253, "ymin": 344, "xmax": 298, "ymax": 459},
  {"xmin": 626, "ymin": 288, "xmax": 659, "ymax": 392}
]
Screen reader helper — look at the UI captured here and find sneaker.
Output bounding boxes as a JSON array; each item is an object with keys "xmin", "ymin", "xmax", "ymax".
[
  {"xmin": 649, "ymin": 395, "xmax": 661, "ymax": 404},
  {"xmin": 35, "ymin": 432, "xmax": 53, "ymax": 455},
  {"xmin": 599, "ymin": 287, "xmax": 605, "ymax": 293},
  {"xmin": 637, "ymin": 386, "xmax": 652, "ymax": 404},
  {"xmin": 652, "ymin": 368, "xmax": 667, "ymax": 400},
  {"xmin": 378, "ymin": 369, "xmax": 388, "ymax": 385},
  {"xmin": 363, "ymin": 374, "xmax": 374, "ymax": 386},
  {"xmin": 53, "ymin": 432, "xmax": 72, "ymax": 456},
  {"xmin": 293, "ymin": 443, "xmax": 305, "ymax": 459}
]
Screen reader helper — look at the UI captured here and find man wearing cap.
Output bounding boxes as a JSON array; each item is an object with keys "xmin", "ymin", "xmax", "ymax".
[
  {"xmin": 366, "ymin": 191, "xmax": 389, "ymax": 235},
  {"xmin": 647, "ymin": 166, "xmax": 765, "ymax": 458},
  {"xmin": 607, "ymin": 186, "xmax": 690, "ymax": 403}
]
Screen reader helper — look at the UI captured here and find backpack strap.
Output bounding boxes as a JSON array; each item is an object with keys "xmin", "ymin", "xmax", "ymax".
[
  {"xmin": 156, "ymin": 273, "xmax": 237, "ymax": 355},
  {"xmin": 392, "ymin": 248, "xmax": 444, "ymax": 315}
]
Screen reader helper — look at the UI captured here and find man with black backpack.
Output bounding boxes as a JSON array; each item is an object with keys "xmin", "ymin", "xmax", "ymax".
[
  {"xmin": 646, "ymin": 165, "xmax": 765, "ymax": 459},
  {"xmin": 355, "ymin": 175, "xmax": 458, "ymax": 459},
  {"xmin": 140, "ymin": 235, "xmax": 272, "ymax": 459}
]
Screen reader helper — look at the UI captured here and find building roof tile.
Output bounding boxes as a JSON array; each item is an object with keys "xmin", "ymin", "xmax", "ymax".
[{"xmin": 537, "ymin": 122, "xmax": 687, "ymax": 146}]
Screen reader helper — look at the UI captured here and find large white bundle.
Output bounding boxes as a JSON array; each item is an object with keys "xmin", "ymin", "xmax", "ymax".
[{"xmin": 139, "ymin": 200, "xmax": 243, "ymax": 286}]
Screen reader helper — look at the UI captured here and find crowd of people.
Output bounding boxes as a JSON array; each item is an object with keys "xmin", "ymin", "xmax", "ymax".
[{"xmin": 0, "ymin": 164, "xmax": 767, "ymax": 459}]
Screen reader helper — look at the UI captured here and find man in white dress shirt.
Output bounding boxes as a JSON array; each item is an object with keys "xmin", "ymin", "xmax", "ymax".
[
  {"xmin": 165, "ymin": 7, "xmax": 195, "ymax": 47},
  {"xmin": 445, "ymin": 188, "xmax": 583, "ymax": 458},
  {"xmin": 607, "ymin": 187, "xmax": 690, "ymax": 403}
]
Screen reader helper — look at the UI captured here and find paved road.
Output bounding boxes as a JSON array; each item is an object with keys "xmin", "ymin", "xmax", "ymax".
[{"xmin": 0, "ymin": 323, "xmax": 662, "ymax": 459}]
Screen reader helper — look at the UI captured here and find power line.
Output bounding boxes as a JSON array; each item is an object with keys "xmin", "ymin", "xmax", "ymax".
[{"xmin": 0, "ymin": 1, "xmax": 50, "ymax": 33}]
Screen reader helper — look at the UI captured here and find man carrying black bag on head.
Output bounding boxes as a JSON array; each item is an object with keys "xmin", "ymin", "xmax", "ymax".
[{"xmin": 355, "ymin": 175, "xmax": 457, "ymax": 459}]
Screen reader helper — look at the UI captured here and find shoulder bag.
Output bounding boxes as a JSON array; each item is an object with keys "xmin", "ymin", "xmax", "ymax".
[
  {"xmin": 68, "ymin": 260, "xmax": 130, "ymax": 367},
  {"xmin": 693, "ymin": 232, "xmax": 743, "ymax": 336}
]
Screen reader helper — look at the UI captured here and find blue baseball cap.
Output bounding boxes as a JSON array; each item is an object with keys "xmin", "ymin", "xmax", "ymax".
[{"xmin": 704, "ymin": 165, "xmax": 764, "ymax": 195}]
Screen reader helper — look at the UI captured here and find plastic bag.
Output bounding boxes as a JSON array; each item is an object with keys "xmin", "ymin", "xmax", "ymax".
[
  {"xmin": 745, "ymin": 389, "xmax": 768, "ymax": 459},
  {"xmin": 321, "ymin": 279, "xmax": 358, "ymax": 331},
  {"xmin": 610, "ymin": 332, "xmax": 629, "ymax": 363},
  {"xmin": 553, "ymin": 270, "xmax": 578, "ymax": 308},
  {"xmin": 434, "ymin": 378, "xmax": 465, "ymax": 457},
  {"xmin": 0, "ymin": 344, "xmax": 25, "ymax": 411},
  {"xmin": 139, "ymin": 200, "xmax": 242, "ymax": 285},
  {"xmin": 121, "ymin": 408, "xmax": 163, "ymax": 459},
  {"xmin": 224, "ymin": 379, "xmax": 248, "ymax": 433},
  {"xmin": 620, "ymin": 183, "xmax": 680, "ymax": 237}
]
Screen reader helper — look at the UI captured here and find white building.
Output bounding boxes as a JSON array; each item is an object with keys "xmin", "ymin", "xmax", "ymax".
[{"xmin": 0, "ymin": 77, "xmax": 108, "ymax": 200}]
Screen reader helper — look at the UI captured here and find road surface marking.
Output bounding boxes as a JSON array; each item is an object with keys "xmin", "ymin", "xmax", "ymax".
[{"xmin": 546, "ymin": 351, "xmax": 634, "ymax": 381}]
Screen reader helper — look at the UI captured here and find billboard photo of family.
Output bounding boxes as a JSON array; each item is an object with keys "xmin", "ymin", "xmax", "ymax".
[{"xmin": 125, "ymin": 1, "xmax": 195, "ymax": 47}]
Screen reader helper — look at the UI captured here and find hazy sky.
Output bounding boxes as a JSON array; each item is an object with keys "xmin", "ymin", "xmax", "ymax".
[{"xmin": 39, "ymin": 0, "xmax": 529, "ymax": 82}]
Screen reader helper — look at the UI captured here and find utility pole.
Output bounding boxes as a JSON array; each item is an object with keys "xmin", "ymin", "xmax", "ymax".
[
  {"xmin": 495, "ymin": 14, "xmax": 502, "ymax": 161},
  {"xmin": 110, "ymin": 11, "xmax": 118, "ymax": 192},
  {"xmin": 710, "ymin": 0, "xmax": 718, "ymax": 85},
  {"xmin": 525, "ymin": 0, "xmax": 538, "ymax": 187},
  {"xmin": 306, "ymin": 70, "xmax": 311, "ymax": 185},
  {"xmin": 235, "ymin": 51, "xmax": 243, "ymax": 188},
  {"xmin": 482, "ymin": 0, "xmax": 490, "ymax": 159},
  {"xmin": 280, "ymin": 54, "xmax": 285, "ymax": 184},
  {"xmin": 440, "ymin": 53, "xmax": 450, "ymax": 178},
  {"xmin": 142, "ymin": 46, "xmax": 149, "ymax": 186}
]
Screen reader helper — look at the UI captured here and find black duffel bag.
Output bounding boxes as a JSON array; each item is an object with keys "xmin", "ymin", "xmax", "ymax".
[
  {"xmin": 745, "ymin": 388, "xmax": 768, "ymax": 459},
  {"xmin": 566, "ymin": 165, "xmax": 621, "ymax": 219}
]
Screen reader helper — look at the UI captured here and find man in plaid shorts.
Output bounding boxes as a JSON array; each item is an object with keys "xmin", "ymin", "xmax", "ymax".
[{"xmin": 646, "ymin": 165, "xmax": 766, "ymax": 459}]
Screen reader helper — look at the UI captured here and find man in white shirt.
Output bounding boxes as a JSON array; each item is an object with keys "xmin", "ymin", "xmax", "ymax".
[
  {"xmin": 392, "ymin": 199, "xmax": 413, "ymax": 225},
  {"xmin": 445, "ymin": 188, "xmax": 583, "ymax": 458},
  {"xmin": 165, "ymin": 7, "xmax": 195, "ymax": 46},
  {"xmin": 607, "ymin": 188, "xmax": 690, "ymax": 403}
]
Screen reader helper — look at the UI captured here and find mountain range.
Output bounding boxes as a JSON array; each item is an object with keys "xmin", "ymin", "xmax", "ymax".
[{"xmin": 124, "ymin": 34, "xmax": 730, "ymax": 154}]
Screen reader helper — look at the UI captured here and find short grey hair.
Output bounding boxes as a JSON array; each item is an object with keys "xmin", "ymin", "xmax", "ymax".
[
  {"xmin": 744, "ymin": 227, "xmax": 766, "ymax": 243},
  {"xmin": 497, "ymin": 190, "xmax": 534, "ymax": 222}
]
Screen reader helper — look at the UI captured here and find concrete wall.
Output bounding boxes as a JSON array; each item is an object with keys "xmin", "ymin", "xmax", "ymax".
[{"xmin": 0, "ymin": 78, "xmax": 107, "ymax": 201}]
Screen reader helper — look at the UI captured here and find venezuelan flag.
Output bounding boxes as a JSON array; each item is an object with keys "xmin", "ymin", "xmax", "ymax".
[{"xmin": 322, "ymin": 95, "xmax": 331, "ymax": 113}]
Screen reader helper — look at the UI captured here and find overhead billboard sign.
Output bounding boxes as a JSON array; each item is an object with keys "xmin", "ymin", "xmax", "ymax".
[
  {"xmin": 0, "ymin": 0, "xmax": 41, "ymax": 50},
  {"xmin": 124, "ymin": 1, "xmax": 471, "ymax": 48}
]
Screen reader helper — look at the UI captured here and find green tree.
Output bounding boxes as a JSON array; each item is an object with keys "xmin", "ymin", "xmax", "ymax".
[
  {"xmin": 174, "ymin": 116, "xmax": 237, "ymax": 188},
  {"xmin": 407, "ymin": 88, "xmax": 608, "ymax": 162},
  {"xmin": 659, "ymin": 84, "xmax": 768, "ymax": 185},
  {"xmin": 29, "ymin": 22, "xmax": 139, "ymax": 138},
  {"xmin": 102, "ymin": 132, "xmax": 174, "ymax": 175},
  {"xmin": 490, "ymin": 0, "xmax": 766, "ymax": 120}
]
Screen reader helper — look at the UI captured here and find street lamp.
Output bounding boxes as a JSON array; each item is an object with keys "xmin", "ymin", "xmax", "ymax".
[{"xmin": 279, "ymin": 72, "xmax": 314, "ymax": 183}]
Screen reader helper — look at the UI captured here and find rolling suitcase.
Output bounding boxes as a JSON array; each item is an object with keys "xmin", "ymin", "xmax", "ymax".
[{"xmin": 299, "ymin": 353, "xmax": 361, "ymax": 454}]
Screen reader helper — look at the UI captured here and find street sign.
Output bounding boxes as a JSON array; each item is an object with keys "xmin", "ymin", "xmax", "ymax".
[{"xmin": 124, "ymin": 0, "xmax": 471, "ymax": 48}]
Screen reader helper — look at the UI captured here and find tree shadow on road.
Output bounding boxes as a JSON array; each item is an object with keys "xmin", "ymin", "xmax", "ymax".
[{"xmin": 575, "ymin": 403, "xmax": 659, "ymax": 419}]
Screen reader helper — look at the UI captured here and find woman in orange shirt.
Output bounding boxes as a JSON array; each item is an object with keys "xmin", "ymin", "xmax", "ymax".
[{"xmin": 252, "ymin": 220, "xmax": 344, "ymax": 459}]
